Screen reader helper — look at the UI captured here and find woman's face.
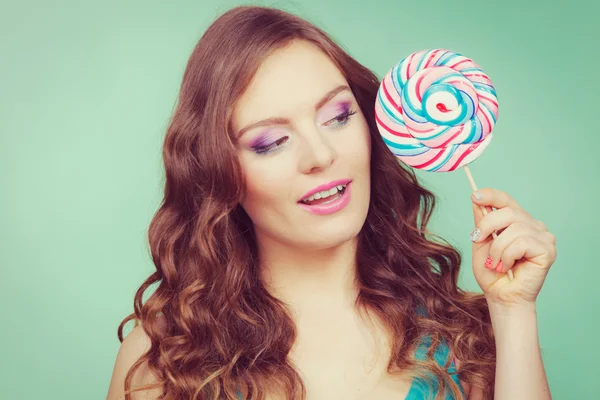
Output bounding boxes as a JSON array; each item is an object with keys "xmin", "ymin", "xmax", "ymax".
[{"xmin": 231, "ymin": 40, "xmax": 371, "ymax": 250}]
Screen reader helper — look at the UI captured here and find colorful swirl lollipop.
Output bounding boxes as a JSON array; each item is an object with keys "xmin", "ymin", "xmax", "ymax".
[
  {"xmin": 375, "ymin": 48, "xmax": 498, "ymax": 172},
  {"xmin": 375, "ymin": 49, "xmax": 513, "ymax": 280}
]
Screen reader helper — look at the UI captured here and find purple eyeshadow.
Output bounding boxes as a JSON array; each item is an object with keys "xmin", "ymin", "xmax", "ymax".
[
  {"xmin": 337, "ymin": 101, "xmax": 351, "ymax": 113},
  {"xmin": 320, "ymin": 100, "xmax": 351, "ymax": 121},
  {"xmin": 249, "ymin": 133, "xmax": 273, "ymax": 149},
  {"xmin": 248, "ymin": 100, "xmax": 354, "ymax": 149}
]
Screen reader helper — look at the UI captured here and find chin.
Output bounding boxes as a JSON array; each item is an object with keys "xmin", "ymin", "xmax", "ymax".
[
  {"xmin": 296, "ymin": 216, "xmax": 366, "ymax": 250},
  {"xmin": 295, "ymin": 199, "xmax": 369, "ymax": 249}
]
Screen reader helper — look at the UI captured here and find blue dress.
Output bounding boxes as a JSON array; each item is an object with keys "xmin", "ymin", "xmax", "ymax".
[
  {"xmin": 236, "ymin": 334, "xmax": 465, "ymax": 399},
  {"xmin": 406, "ymin": 334, "xmax": 465, "ymax": 399}
]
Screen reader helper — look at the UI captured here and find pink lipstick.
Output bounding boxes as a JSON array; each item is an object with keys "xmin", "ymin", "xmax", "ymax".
[
  {"xmin": 299, "ymin": 179, "xmax": 352, "ymax": 201},
  {"xmin": 297, "ymin": 180, "xmax": 352, "ymax": 215}
]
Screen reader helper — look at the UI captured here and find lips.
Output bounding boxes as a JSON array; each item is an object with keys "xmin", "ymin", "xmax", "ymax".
[
  {"xmin": 297, "ymin": 181, "xmax": 352, "ymax": 215},
  {"xmin": 298, "ymin": 179, "xmax": 352, "ymax": 203}
]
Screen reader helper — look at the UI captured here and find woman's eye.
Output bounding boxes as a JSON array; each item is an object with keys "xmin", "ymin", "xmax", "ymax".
[
  {"xmin": 251, "ymin": 109, "xmax": 357, "ymax": 156},
  {"xmin": 253, "ymin": 136, "xmax": 289, "ymax": 155},
  {"xmin": 323, "ymin": 109, "xmax": 358, "ymax": 128}
]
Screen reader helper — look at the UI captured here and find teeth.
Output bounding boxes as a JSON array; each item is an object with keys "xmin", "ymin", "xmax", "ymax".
[{"xmin": 302, "ymin": 184, "xmax": 347, "ymax": 203}]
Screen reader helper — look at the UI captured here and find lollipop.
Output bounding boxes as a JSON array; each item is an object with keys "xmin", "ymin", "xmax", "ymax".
[{"xmin": 375, "ymin": 48, "xmax": 513, "ymax": 280}]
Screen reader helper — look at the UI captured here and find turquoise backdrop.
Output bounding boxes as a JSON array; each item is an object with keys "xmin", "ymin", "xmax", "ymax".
[{"xmin": 1, "ymin": 0, "xmax": 598, "ymax": 398}]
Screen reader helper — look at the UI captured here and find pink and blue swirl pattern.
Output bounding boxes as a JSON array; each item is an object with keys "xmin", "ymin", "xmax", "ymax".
[{"xmin": 375, "ymin": 49, "xmax": 499, "ymax": 172}]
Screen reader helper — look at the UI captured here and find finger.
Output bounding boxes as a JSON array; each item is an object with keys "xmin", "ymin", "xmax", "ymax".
[
  {"xmin": 471, "ymin": 206, "xmax": 533, "ymax": 244},
  {"xmin": 471, "ymin": 190, "xmax": 548, "ymax": 234},
  {"xmin": 471, "ymin": 188, "xmax": 523, "ymax": 212},
  {"xmin": 496, "ymin": 236, "xmax": 557, "ymax": 272},
  {"xmin": 487, "ymin": 223, "xmax": 556, "ymax": 270},
  {"xmin": 534, "ymin": 219, "xmax": 549, "ymax": 233},
  {"xmin": 471, "ymin": 201, "xmax": 494, "ymax": 227}
]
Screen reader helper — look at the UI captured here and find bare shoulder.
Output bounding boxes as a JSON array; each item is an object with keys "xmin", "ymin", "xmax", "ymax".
[
  {"xmin": 106, "ymin": 321, "xmax": 164, "ymax": 400},
  {"xmin": 454, "ymin": 358, "xmax": 485, "ymax": 400}
]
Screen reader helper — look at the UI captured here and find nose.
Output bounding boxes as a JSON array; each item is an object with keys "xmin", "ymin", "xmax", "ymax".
[{"xmin": 298, "ymin": 130, "xmax": 337, "ymax": 174}]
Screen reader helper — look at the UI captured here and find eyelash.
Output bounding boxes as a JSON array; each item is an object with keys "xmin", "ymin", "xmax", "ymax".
[
  {"xmin": 323, "ymin": 108, "xmax": 358, "ymax": 128},
  {"xmin": 253, "ymin": 136, "xmax": 289, "ymax": 155},
  {"xmin": 252, "ymin": 108, "xmax": 358, "ymax": 156}
]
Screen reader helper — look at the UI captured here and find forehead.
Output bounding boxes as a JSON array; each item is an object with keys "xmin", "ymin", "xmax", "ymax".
[{"xmin": 231, "ymin": 41, "xmax": 347, "ymax": 132}]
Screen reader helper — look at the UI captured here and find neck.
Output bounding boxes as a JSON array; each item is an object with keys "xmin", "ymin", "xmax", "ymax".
[{"xmin": 257, "ymin": 232, "xmax": 360, "ymax": 313}]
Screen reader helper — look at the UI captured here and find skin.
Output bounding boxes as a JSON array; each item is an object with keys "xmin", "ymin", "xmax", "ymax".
[
  {"xmin": 106, "ymin": 40, "xmax": 557, "ymax": 400},
  {"xmin": 231, "ymin": 40, "xmax": 372, "ymax": 313},
  {"xmin": 231, "ymin": 40, "xmax": 394, "ymax": 398},
  {"xmin": 470, "ymin": 190, "xmax": 556, "ymax": 399}
]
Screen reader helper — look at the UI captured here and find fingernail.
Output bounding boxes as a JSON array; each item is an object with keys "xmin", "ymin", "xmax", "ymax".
[
  {"xmin": 484, "ymin": 255, "xmax": 494, "ymax": 269},
  {"xmin": 472, "ymin": 191, "xmax": 483, "ymax": 200},
  {"xmin": 470, "ymin": 228, "xmax": 481, "ymax": 242},
  {"xmin": 495, "ymin": 261, "xmax": 503, "ymax": 272}
]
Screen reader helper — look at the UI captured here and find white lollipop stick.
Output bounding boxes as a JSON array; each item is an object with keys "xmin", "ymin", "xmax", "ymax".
[{"xmin": 463, "ymin": 165, "xmax": 514, "ymax": 281}]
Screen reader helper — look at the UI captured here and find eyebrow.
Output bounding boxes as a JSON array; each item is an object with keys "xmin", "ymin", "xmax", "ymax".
[{"xmin": 236, "ymin": 84, "xmax": 351, "ymax": 137}]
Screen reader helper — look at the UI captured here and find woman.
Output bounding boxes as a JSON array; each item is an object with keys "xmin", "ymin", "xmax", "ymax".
[{"xmin": 107, "ymin": 6, "xmax": 556, "ymax": 400}]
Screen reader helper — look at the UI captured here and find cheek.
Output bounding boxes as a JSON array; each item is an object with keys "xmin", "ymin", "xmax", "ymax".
[
  {"xmin": 244, "ymin": 175, "xmax": 274, "ymax": 206},
  {"xmin": 239, "ymin": 156, "xmax": 294, "ymax": 213},
  {"xmin": 340, "ymin": 117, "xmax": 371, "ymax": 166}
]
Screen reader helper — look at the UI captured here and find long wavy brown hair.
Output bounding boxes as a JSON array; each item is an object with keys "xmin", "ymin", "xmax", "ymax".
[{"xmin": 117, "ymin": 5, "xmax": 496, "ymax": 400}]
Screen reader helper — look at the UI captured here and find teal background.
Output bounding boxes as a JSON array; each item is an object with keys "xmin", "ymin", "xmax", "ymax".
[{"xmin": 1, "ymin": 0, "xmax": 598, "ymax": 398}]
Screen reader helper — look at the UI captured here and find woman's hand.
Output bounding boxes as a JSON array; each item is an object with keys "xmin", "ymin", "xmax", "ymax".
[{"xmin": 469, "ymin": 188, "xmax": 557, "ymax": 307}]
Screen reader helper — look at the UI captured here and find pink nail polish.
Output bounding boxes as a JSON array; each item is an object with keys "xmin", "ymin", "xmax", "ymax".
[
  {"xmin": 484, "ymin": 255, "xmax": 494, "ymax": 269},
  {"xmin": 495, "ymin": 261, "xmax": 503, "ymax": 272}
]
